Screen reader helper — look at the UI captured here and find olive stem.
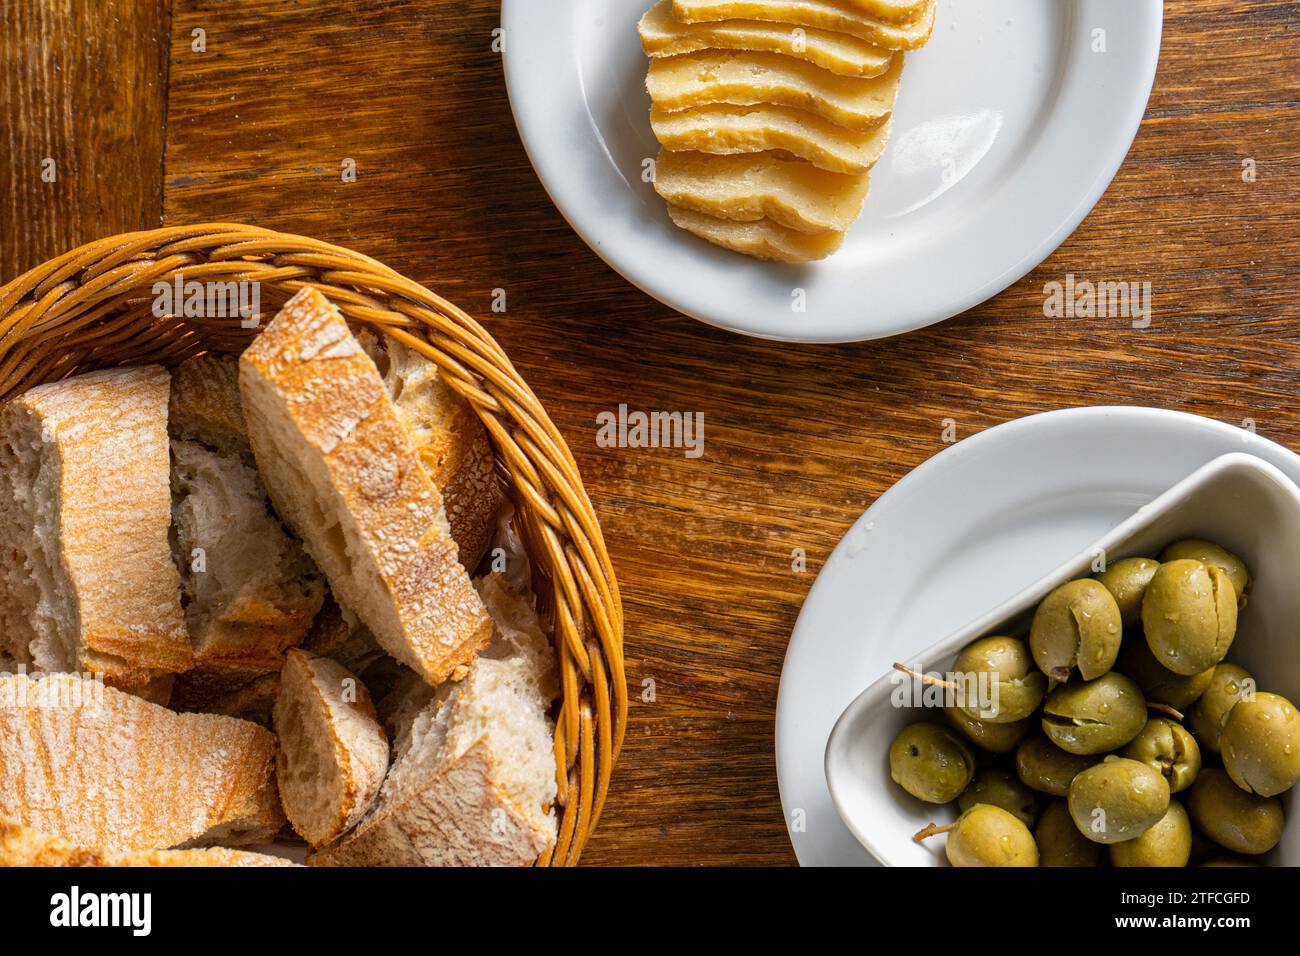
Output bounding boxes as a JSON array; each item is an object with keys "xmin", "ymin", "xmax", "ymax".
[
  {"xmin": 1147, "ymin": 702, "xmax": 1185, "ymax": 722},
  {"xmin": 892, "ymin": 662, "xmax": 959, "ymax": 693},
  {"xmin": 913, "ymin": 822, "xmax": 954, "ymax": 844}
]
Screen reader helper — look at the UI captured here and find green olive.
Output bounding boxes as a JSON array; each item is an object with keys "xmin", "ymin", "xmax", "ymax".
[
  {"xmin": 1095, "ymin": 556, "xmax": 1160, "ymax": 627},
  {"xmin": 1042, "ymin": 672, "xmax": 1147, "ymax": 755},
  {"xmin": 1187, "ymin": 768, "xmax": 1284, "ymax": 855},
  {"xmin": 1035, "ymin": 799, "xmax": 1105, "ymax": 867},
  {"xmin": 1121, "ymin": 717, "xmax": 1201, "ymax": 794},
  {"xmin": 957, "ymin": 768, "xmax": 1039, "ymax": 828},
  {"xmin": 1161, "ymin": 539, "xmax": 1251, "ymax": 608},
  {"xmin": 1220, "ymin": 691, "xmax": 1300, "ymax": 797},
  {"xmin": 1189, "ymin": 663, "xmax": 1255, "ymax": 753},
  {"xmin": 1015, "ymin": 735, "xmax": 1100, "ymax": 796},
  {"xmin": 1068, "ymin": 756, "xmax": 1171, "ymax": 845},
  {"xmin": 888, "ymin": 723, "xmax": 976, "ymax": 804},
  {"xmin": 1141, "ymin": 559, "xmax": 1237, "ymax": 675},
  {"xmin": 942, "ymin": 804, "xmax": 1039, "ymax": 867},
  {"xmin": 1030, "ymin": 579, "xmax": 1123, "ymax": 681},
  {"xmin": 1109, "ymin": 801, "xmax": 1192, "ymax": 867},
  {"xmin": 952, "ymin": 636, "xmax": 1046, "ymax": 723},
  {"xmin": 945, "ymin": 706, "xmax": 1034, "ymax": 754},
  {"xmin": 1118, "ymin": 638, "xmax": 1214, "ymax": 710}
]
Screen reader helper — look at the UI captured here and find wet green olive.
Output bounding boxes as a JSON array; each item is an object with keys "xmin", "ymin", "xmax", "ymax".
[
  {"xmin": 1095, "ymin": 556, "xmax": 1160, "ymax": 627},
  {"xmin": 943, "ymin": 804, "xmax": 1039, "ymax": 867},
  {"xmin": 1118, "ymin": 638, "xmax": 1214, "ymax": 710},
  {"xmin": 1068, "ymin": 756, "xmax": 1171, "ymax": 845},
  {"xmin": 945, "ymin": 706, "xmax": 1034, "ymax": 754},
  {"xmin": 1188, "ymin": 828, "xmax": 1221, "ymax": 868},
  {"xmin": 957, "ymin": 768, "xmax": 1039, "ymax": 828},
  {"xmin": 1015, "ymin": 735, "xmax": 1100, "ymax": 796},
  {"xmin": 1161, "ymin": 539, "xmax": 1251, "ymax": 608},
  {"xmin": 1141, "ymin": 559, "xmax": 1238, "ymax": 675},
  {"xmin": 1187, "ymin": 768, "xmax": 1284, "ymax": 855},
  {"xmin": 1220, "ymin": 691, "xmax": 1300, "ymax": 797},
  {"xmin": 1030, "ymin": 579, "xmax": 1123, "ymax": 681},
  {"xmin": 1189, "ymin": 664, "xmax": 1255, "ymax": 753},
  {"xmin": 889, "ymin": 723, "xmax": 976, "ymax": 804},
  {"xmin": 1042, "ymin": 672, "xmax": 1147, "ymax": 755},
  {"xmin": 1110, "ymin": 801, "xmax": 1192, "ymax": 867},
  {"xmin": 952, "ymin": 636, "xmax": 1046, "ymax": 724},
  {"xmin": 1035, "ymin": 799, "xmax": 1105, "ymax": 867},
  {"xmin": 1122, "ymin": 717, "xmax": 1202, "ymax": 794}
]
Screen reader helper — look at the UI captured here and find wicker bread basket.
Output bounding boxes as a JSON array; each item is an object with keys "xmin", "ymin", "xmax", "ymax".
[{"xmin": 0, "ymin": 223, "xmax": 626, "ymax": 866}]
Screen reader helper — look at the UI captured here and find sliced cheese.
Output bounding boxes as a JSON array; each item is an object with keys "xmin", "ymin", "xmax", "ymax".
[
  {"xmin": 647, "ymin": 50, "xmax": 903, "ymax": 132},
  {"xmin": 667, "ymin": 204, "xmax": 845, "ymax": 262},
  {"xmin": 638, "ymin": 0, "xmax": 893, "ymax": 78},
  {"xmin": 655, "ymin": 149, "xmax": 871, "ymax": 234},
  {"xmin": 671, "ymin": 0, "xmax": 937, "ymax": 50},
  {"xmin": 652, "ymin": 105, "xmax": 893, "ymax": 174}
]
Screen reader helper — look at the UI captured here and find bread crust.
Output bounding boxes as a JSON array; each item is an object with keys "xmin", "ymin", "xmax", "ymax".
[
  {"xmin": 0, "ymin": 820, "xmax": 298, "ymax": 867},
  {"xmin": 240, "ymin": 288, "xmax": 492, "ymax": 686},
  {"xmin": 0, "ymin": 673, "xmax": 284, "ymax": 851}
]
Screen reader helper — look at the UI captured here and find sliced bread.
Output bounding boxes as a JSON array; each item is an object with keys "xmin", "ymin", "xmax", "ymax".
[
  {"xmin": 0, "ymin": 672, "xmax": 284, "ymax": 851},
  {"xmin": 359, "ymin": 330, "xmax": 502, "ymax": 572},
  {"xmin": 309, "ymin": 575, "xmax": 558, "ymax": 867},
  {"xmin": 239, "ymin": 287, "xmax": 493, "ymax": 687},
  {"xmin": 301, "ymin": 597, "xmax": 386, "ymax": 676},
  {"xmin": 169, "ymin": 436, "xmax": 325, "ymax": 708},
  {"xmin": 274, "ymin": 649, "xmax": 390, "ymax": 847},
  {"xmin": 0, "ymin": 366, "xmax": 192, "ymax": 688},
  {"xmin": 0, "ymin": 820, "xmax": 298, "ymax": 867}
]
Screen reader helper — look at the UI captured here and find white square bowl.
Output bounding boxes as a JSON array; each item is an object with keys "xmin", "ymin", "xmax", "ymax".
[{"xmin": 824, "ymin": 452, "xmax": 1300, "ymax": 866}]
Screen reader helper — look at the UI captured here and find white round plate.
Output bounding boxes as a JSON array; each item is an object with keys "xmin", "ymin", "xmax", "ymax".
[
  {"xmin": 775, "ymin": 407, "xmax": 1300, "ymax": 866},
  {"xmin": 502, "ymin": 0, "xmax": 1163, "ymax": 342}
]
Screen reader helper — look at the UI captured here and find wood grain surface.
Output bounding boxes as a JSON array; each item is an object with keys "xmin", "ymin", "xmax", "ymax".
[{"xmin": 2, "ymin": 0, "xmax": 1299, "ymax": 866}]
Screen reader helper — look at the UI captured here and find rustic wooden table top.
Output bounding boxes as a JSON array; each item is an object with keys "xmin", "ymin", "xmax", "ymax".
[{"xmin": 3, "ymin": 0, "xmax": 1298, "ymax": 865}]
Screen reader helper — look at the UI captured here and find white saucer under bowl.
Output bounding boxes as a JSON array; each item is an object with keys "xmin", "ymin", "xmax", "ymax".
[{"xmin": 776, "ymin": 406, "xmax": 1300, "ymax": 866}]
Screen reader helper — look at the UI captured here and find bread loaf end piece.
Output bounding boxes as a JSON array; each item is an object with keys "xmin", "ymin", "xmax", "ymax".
[
  {"xmin": 239, "ymin": 288, "xmax": 492, "ymax": 686},
  {"xmin": 0, "ymin": 367, "xmax": 191, "ymax": 687}
]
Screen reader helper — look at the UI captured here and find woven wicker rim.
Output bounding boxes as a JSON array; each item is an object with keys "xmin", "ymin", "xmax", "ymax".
[{"xmin": 0, "ymin": 223, "xmax": 627, "ymax": 866}]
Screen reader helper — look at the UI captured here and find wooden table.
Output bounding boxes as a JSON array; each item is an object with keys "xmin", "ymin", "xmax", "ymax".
[{"xmin": 2, "ymin": 0, "xmax": 1298, "ymax": 865}]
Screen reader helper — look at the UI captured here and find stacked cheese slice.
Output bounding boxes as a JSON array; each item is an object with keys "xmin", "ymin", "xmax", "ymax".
[{"xmin": 640, "ymin": 0, "xmax": 936, "ymax": 263}]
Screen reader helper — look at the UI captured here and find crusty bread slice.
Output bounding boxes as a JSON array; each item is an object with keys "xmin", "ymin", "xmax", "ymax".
[
  {"xmin": 672, "ymin": 0, "xmax": 937, "ymax": 49},
  {"xmin": 169, "ymin": 436, "xmax": 324, "ymax": 709},
  {"xmin": 0, "ymin": 820, "xmax": 298, "ymax": 867},
  {"xmin": 240, "ymin": 288, "xmax": 493, "ymax": 687},
  {"xmin": 358, "ymin": 330, "xmax": 502, "ymax": 572},
  {"xmin": 309, "ymin": 575, "xmax": 557, "ymax": 867},
  {"xmin": 647, "ymin": 50, "xmax": 903, "ymax": 132},
  {"xmin": 0, "ymin": 366, "xmax": 192, "ymax": 688},
  {"xmin": 639, "ymin": 0, "xmax": 894, "ymax": 78},
  {"xmin": 169, "ymin": 354, "xmax": 254, "ymax": 461},
  {"xmin": 668, "ymin": 204, "xmax": 846, "ymax": 262},
  {"xmin": 274, "ymin": 649, "xmax": 389, "ymax": 847},
  {"xmin": 651, "ymin": 105, "xmax": 893, "ymax": 174},
  {"xmin": 0, "ymin": 672, "xmax": 284, "ymax": 851},
  {"xmin": 655, "ymin": 149, "xmax": 872, "ymax": 234}
]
